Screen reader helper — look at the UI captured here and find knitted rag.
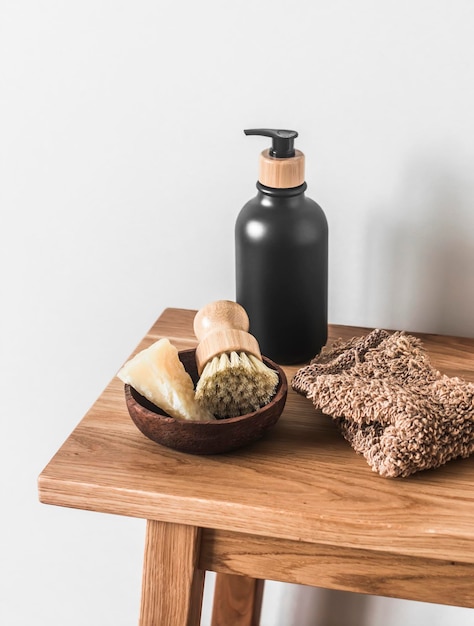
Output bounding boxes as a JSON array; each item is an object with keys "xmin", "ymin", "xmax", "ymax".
[{"xmin": 292, "ymin": 329, "xmax": 474, "ymax": 478}]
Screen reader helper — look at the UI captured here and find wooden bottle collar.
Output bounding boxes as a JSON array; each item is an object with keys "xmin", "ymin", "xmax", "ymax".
[{"xmin": 259, "ymin": 149, "xmax": 305, "ymax": 189}]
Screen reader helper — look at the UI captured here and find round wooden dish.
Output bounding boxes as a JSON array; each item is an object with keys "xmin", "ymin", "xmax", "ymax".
[{"xmin": 124, "ymin": 348, "xmax": 288, "ymax": 455}]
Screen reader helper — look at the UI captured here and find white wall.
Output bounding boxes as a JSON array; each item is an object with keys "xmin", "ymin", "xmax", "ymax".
[{"xmin": 1, "ymin": 1, "xmax": 473, "ymax": 624}]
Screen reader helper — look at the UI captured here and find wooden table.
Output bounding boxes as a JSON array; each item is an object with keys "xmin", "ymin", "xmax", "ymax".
[{"xmin": 38, "ymin": 308, "xmax": 474, "ymax": 625}]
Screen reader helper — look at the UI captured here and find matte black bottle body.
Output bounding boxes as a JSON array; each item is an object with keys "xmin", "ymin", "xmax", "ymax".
[{"xmin": 236, "ymin": 182, "xmax": 328, "ymax": 364}]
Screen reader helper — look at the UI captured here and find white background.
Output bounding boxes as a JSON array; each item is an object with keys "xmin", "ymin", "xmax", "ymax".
[{"xmin": 1, "ymin": 1, "xmax": 473, "ymax": 624}]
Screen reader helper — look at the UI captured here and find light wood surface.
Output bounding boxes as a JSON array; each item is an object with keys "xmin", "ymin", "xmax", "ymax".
[
  {"xmin": 211, "ymin": 574, "xmax": 264, "ymax": 626},
  {"xmin": 38, "ymin": 308, "xmax": 474, "ymax": 614},
  {"xmin": 139, "ymin": 521, "xmax": 204, "ymax": 626},
  {"xmin": 194, "ymin": 300, "xmax": 262, "ymax": 373},
  {"xmin": 259, "ymin": 148, "xmax": 305, "ymax": 188},
  {"xmin": 200, "ymin": 528, "xmax": 474, "ymax": 607}
]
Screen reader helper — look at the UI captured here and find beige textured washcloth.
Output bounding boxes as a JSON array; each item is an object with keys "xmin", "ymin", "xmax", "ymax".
[{"xmin": 292, "ymin": 329, "xmax": 474, "ymax": 478}]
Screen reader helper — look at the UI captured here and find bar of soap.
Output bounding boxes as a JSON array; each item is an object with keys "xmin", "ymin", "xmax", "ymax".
[{"xmin": 117, "ymin": 338, "xmax": 215, "ymax": 421}]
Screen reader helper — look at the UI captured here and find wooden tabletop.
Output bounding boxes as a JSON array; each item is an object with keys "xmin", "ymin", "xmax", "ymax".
[{"xmin": 39, "ymin": 308, "xmax": 474, "ymax": 588}]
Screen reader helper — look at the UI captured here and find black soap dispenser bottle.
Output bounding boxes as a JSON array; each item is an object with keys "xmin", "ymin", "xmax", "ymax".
[{"xmin": 235, "ymin": 128, "xmax": 328, "ymax": 364}]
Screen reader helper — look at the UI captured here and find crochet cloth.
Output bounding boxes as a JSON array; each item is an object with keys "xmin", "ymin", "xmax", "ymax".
[{"xmin": 292, "ymin": 329, "xmax": 474, "ymax": 478}]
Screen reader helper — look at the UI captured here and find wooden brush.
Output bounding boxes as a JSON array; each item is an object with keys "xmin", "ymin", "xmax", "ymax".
[{"xmin": 193, "ymin": 300, "xmax": 279, "ymax": 418}]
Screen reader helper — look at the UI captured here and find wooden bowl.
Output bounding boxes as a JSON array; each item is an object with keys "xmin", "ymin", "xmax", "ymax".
[{"xmin": 124, "ymin": 349, "xmax": 288, "ymax": 455}]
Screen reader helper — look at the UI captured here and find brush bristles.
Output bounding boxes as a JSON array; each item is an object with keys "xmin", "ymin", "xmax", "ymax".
[{"xmin": 195, "ymin": 351, "xmax": 279, "ymax": 418}]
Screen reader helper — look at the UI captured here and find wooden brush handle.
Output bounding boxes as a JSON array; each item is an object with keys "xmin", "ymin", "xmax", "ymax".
[{"xmin": 193, "ymin": 300, "xmax": 262, "ymax": 374}]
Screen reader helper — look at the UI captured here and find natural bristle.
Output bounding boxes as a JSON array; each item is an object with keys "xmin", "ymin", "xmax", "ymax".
[{"xmin": 195, "ymin": 352, "xmax": 279, "ymax": 418}]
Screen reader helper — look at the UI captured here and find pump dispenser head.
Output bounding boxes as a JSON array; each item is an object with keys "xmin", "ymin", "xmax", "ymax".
[
  {"xmin": 244, "ymin": 128, "xmax": 298, "ymax": 158},
  {"xmin": 244, "ymin": 128, "xmax": 305, "ymax": 189}
]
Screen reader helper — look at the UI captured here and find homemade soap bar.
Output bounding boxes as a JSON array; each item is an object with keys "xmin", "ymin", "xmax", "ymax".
[{"xmin": 117, "ymin": 338, "xmax": 214, "ymax": 421}]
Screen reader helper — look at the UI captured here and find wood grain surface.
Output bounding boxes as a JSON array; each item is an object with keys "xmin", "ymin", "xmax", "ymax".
[
  {"xmin": 38, "ymin": 308, "xmax": 474, "ymax": 607},
  {"xmin": 139, "ymin": 521, "xmax": 204, "ymax": 626},
  {"xmin": 200, "ymin": 528, "xmax": 474, "ymax": 607},
  {"xmin": 259, "ymin": 148, "xmax": 305, "ymax": 188},
  {"xmin": 211, "ymin": 574, "xmax": 264, "ymax": 626}
]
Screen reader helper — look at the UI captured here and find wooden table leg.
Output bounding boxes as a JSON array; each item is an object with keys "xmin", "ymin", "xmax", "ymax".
[
  {"xmin": 139, "ymin": 520, "xmax": 205, "ymax": 626},
  {"xmin": 211, "ymin": 573, "xmax": 265, "ymax": 626}
]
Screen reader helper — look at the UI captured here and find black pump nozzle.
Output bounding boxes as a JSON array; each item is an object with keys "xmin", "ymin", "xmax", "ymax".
[{"xmin": 244, "ymin": 128, "xmax": 298, "ymax": 158}]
